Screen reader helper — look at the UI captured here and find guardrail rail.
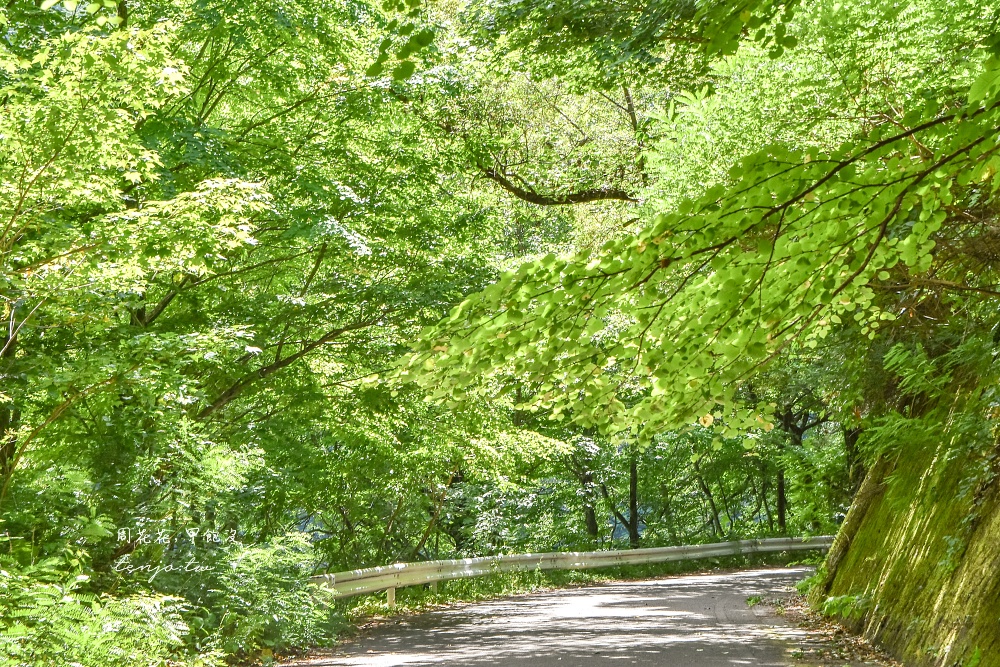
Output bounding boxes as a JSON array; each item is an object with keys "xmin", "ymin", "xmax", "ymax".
[{"xmin": 310, "ymin": 535, "xmax": 833, "ymax": 604}]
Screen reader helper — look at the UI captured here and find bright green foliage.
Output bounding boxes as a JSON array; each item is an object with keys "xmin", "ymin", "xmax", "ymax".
[
  {"xmin": 3, "ymin": 0, "xmax": 999, "ymax": 662},
  {"xmin": 407, "ymin": 1, "xmax": 1000, "ymax": 661},
  {"xmin": 465, "ymin": 0, "xmax": 801, "ymax": 84},
  {"xmin": 408, "ymin": 25, "xmax": 1000, "ymax": 442},
  {"xmin": 189, "ymin": 535, "xmax": 340, "ymax": 656},
  {"xmin": 0, "ymin": 0, "xmax": 663, "ymax": 659},
  {"xmin": 0, "ymin": 559, "xmax": 203, "ymax": 667},
  {"xmin": 0, "ymin": 0, "xmax": 514, "ymax": 660}
]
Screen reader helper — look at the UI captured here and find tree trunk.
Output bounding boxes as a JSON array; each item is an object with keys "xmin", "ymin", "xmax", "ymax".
[
  {"xmin": 843, "ymin": 425, "xmax": 865, "ymax": 494},
  {"xmin": 627, "ymin": 448, "xmax": 640, "ymax": 549},
  {"xmin": 597, "ymin": 448, "xmax": 641, "ymax": 549},
  {"xmin": 583, "ymin": 505, "xmax": 599, "ymax": 538},
  {"xmin": 409, "ymin": 469, "xmax": 456, "ymax": 559},
  {"xmin": 693, "ymin": 458, "xmax": 723, "ymax": 535},
  {"xmin": 777, "ymin": 468, "xmax": 787, "ymax": 533},
  {"xmin": 772, "ymin": 405, "xmax": 828, "ymax": 535},
  {"xmin": 575, "ymin": 467, "xmax": 600, "ymax": 540},
  {"xmin": 717, "ymin": 478, "xmax": 735, "ymax": 529},
  {"xmin": 0, "ymin": 330, "xmax": 20, "ymax": 486},
  {"xmin": 760, "ymin": 460, "xmax": 775, "ymax": 531}
]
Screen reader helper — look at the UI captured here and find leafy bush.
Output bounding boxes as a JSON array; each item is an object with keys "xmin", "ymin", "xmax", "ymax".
[
  {"xmin": 189, "ymin": 534, "xmax": 341, "ymax": 659},
  {"xmin": 821, "ymin": 593, "xmax": 872, "ymax": 620},
  {"xmin": 794, "ymin": 570, "xmax": 824, "ymax": 595},
  {"xmin": 0, "ymin": 558, "xmax": 216, "ymax": 667}
]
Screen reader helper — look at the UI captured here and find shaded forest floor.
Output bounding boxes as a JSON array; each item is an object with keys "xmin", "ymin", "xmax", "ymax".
[{"xmin": 774, "ymin": 597, "xmax": 900, "ymax": 666}]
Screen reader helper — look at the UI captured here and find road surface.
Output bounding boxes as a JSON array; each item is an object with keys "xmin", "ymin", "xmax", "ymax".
[{"xmin": 293, "ymin": 568, "xmax": 856, "ymax": 666}]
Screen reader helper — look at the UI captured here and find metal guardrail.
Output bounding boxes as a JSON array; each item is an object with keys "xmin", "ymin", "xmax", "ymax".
[{"xmin": 310, "ymin": 536, "xmax": 833, "ymax": 602}]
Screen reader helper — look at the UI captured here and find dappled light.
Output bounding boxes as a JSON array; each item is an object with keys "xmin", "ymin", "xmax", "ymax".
[
  {"xmin": 301, "ymin": 569, "xmax": 843, "ymax": 666},
  {"xmin": 1, "ymin": 0, "xmax": 998, "ymax": 664}
]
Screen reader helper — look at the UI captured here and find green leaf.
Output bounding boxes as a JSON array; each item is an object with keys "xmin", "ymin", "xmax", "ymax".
[
  {"xmin": 414, "ymin": 29, "xmax": 435, "ymax": 47},
  {"xmin": 969, "ymin": 57, "xmax": 1000, "ymax": 103},
  {"xmin": 392, "ymin": 60, "xmax": 416, "ymax": 80}
]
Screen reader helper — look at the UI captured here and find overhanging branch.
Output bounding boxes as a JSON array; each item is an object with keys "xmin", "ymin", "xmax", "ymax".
[
  {"xmin": 197, "ymin": 317, "xmax": 379, "ymax": 419},
  {"xmin": 480, "ymin": 167, "xmax": 637, "ymax": 206}
]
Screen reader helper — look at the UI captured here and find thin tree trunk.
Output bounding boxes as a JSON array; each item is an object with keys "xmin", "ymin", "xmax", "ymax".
[
  {"xmin": 409, "ymin": 470, "xmax": 455, "ymax": 559},
  {"xmin": 660, "ymin": 484, "xmax": 679, "ymax": 543},
  {"xmin": 627, "ymin": 448, "xmax": 640, "ymax": 549},
  {"xmin": 0, "ymin": 329, "xmax": 19, "ymax": 481},
  {"xmin": 693, "ymin": 459, "xmax": 723, "ymax": 535},
  {"xmin": 622, "ymin": 86, "xmax": 649, "ymax": 186},
  {"xmin": 748, "ymin": 475, "xmax": 765, "ymax": 525},
  {"xmin": 777, "ymin": 468, "xmax": 787, "ymax": 533},
  {"xmin": 759, "ymin": 459, "xmax": 774, "ymax": 531},
  {"xmin": 378, "ymin": 495, "xmax": 406, "ymax": 555},
  {"xmin": 717, "ymin": 478, "xmax": 735, "ymax": 529}
]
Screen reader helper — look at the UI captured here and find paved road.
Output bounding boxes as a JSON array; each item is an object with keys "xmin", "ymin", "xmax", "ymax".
[{"xmin": 292, "ymin": 567, "xmax": 845, "ymax": 666}]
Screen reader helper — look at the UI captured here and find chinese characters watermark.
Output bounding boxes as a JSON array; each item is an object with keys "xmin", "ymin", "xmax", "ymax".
[
  {"xmin": 111, "ymin": 524, "xmax": 241, "ymax": 582},
  {"xmin": 115, "ymin": 526, "xmax": 238, "ymax": 547}
]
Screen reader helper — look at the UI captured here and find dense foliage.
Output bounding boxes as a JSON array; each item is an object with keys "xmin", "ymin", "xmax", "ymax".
[{"xmin": 1, "ymin": 0, "xmax": 997, "ymax": 664}]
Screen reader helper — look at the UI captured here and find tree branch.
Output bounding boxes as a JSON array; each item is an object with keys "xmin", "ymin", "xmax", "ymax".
[
  {"xmin": 480, "ymin": 167, "xmax": 637, "ymax": 206},
  {"xmin": 598, "ymin": 482, "xmax": 631, "ymax": 527},
  {"xmin": 197, "ymin": 317, "xmax": 379, "ymax": 419}
]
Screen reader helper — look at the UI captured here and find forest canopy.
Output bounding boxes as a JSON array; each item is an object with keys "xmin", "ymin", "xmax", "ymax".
[{"xmin": 1, "ymin": 0, "xmax": 998, "ymax": 664}]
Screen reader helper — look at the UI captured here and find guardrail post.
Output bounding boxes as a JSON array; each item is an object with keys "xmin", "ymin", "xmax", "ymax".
[
  {"xmin": 430, "ymin": 581, "xmax": 438, "ymax": 593},
  {"xmin": 387, "ymin": 586, "xmax": 396, "ymax": 607}
]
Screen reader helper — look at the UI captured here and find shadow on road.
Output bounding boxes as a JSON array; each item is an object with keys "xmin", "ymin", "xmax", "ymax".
[{"xmin": 291, "ymin": 567, "xmax": 854, "ymax": 666}]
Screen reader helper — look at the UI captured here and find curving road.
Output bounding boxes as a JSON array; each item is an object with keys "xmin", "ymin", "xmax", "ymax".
[{"xmin": 291, "ymin": 567, "xmax": 864, "ymax": 666}]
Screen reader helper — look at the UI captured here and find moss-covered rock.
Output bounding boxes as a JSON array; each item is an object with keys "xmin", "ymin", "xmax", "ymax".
[{"xmin": 813, "ymin": 440, "xmax": 1000, "ymax": 666}]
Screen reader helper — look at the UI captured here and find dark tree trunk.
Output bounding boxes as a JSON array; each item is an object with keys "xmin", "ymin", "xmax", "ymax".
[
  {"xmin": 583, "ymin": 505, "xmax": 599, "ymax": 538},
  {"xmin": 693, "ymin": 458, "xmax": 723, "ymax": 535},
  {"xmin": 581, "ymin": 470, "xmax": 600, "ymax": 539},
  {"xmin": 773, "ymin": 405, "xmax": 828, "ymax": 536},
  {"xmin": 597, "ymin": 445, "xmax": 641, "ymax": 549},
  {"xmin": 760, "ymin": 459, "xmax": 775, "ymax": 531},
  {"xmin": 569, "ymin": 460, "xmax": 601, "ymax": 541},
  {"xmin": 627, "ymin": 450, "xmax": 640, "ymax": 549},
  {"xmin": 0, "ymin": 330, "xmax": 20, "ymax": 484},
  {"xmin": 776, "ymin": 468, "xmax": 787, "ymax": 533},
  {"xmin": 843, "ymin": 425, "xmax": 865, "ymax": 494}
]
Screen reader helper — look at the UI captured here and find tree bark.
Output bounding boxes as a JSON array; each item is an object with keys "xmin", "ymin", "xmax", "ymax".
[
  {"xmin": 599, "ymin": 452, "xmax": 641, "ymax": 550},
  {"xmin": 197, "ymin": 318, "xmax": 377, "ymax": 419},
  {"xmin": 583, "ymin": 505, "xmax": 599, "ymax": 538},
  {"xmin": 408, "ymin": 469, "xmax": 456, "ymax": 560},
  {"xmin": 693, "ymin": 458, "xmax": 723, "ymax": 535},
  {"xmin": 843, "ymin": 425, "xmax": 866, "ymax": 494},
  {"xmin": 776, "ymin": 467, "xmax": 787, "ymax": 533},
  {"xmin": 627, "ymin": 448, "xmax": 640, "ymax": 549},
  {"xmin": 565, "ymin": 448, "xmax": 601, "ymax": 542},
  {"xmin": 480, "ymin": 167, "xmax": 637, "ymax": 206},
  {"xmin": 0, "ymin": 329, "xmax": 18, "ymax": 479},
  {"xmin": 774, "ymin": 406, "xmax": 821, "ymax": 535},
  {"xmin": 622, "ymin": 86, "xmax": 649, "ymax": 187}
]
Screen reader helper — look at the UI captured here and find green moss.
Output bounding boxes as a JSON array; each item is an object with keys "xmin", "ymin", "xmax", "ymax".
[{"xmin": 820, "ymin": 441, "xmax": 1000, "ymax": 666}]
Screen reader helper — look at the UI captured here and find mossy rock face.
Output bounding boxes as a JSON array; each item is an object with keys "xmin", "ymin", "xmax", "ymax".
[{"xmin": 818, "ymin": 442, "xmax": 1000, "ymax": 667}]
